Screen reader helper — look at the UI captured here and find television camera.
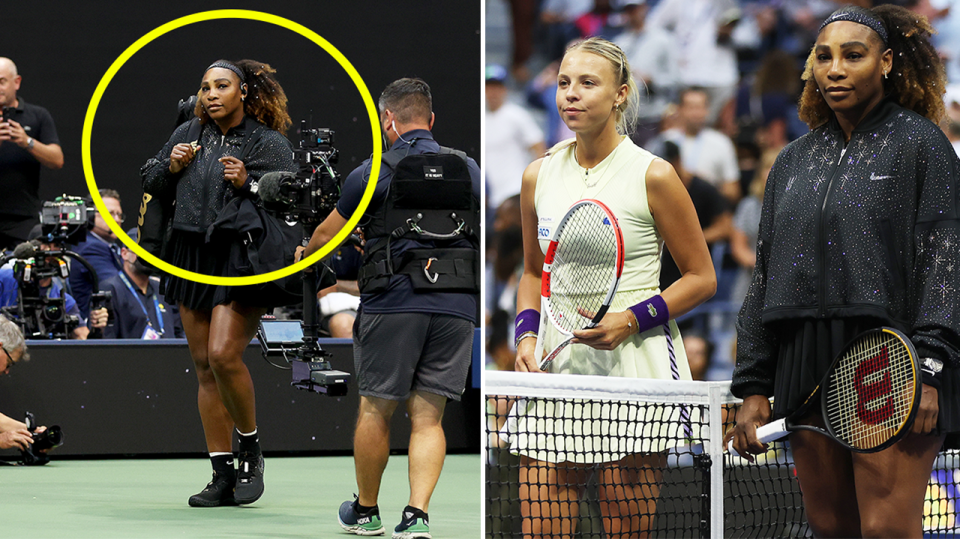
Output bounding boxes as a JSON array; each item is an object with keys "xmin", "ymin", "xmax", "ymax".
[
  {"xmin": 0, "ymin": 196, "xmax": 110, "ymax": 339},
  {"xmin": 256, "ymin": 121, "xmax": 349, "ymax": 396}
]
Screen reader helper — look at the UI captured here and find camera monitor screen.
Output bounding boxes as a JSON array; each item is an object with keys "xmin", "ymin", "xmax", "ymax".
[{"xmin": 258, "ymin": 320, "xmax": 304, "ymax": 357}]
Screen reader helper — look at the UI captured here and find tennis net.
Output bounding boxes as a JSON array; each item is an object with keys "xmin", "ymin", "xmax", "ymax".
[{"xmin": 485, "ymin": 370, "xmax": 960, "ymax": 538}]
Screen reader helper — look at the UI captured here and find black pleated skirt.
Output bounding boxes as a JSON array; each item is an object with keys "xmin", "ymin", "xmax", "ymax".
[
  {"xmin": 161, "ymin": 230, "xmax": 232, "ymax": 311},
  {"xmin": 772, "ymin": 317, "xmax": 960, "ymax": 448}
]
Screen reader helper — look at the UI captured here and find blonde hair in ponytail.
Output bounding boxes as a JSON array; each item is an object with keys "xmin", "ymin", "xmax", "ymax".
[{"xmin": 547, "ymin": 37, "xmax": 641, "ymax": 155}]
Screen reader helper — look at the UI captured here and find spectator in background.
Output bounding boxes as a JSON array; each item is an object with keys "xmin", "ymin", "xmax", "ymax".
[
  {"xmin": 730, "ymin": 147, "xmax": 778, "ymax": 305},
  {"xmin": 0, "ymin": 58, "xmax": 64, "ymax": 250},
  {"xmin": 683, "ymin": 330, "xmax": 715, "ymax": 381},
  {"xmin": 612, "ymin": 0, "xmax": 679, "ymax": 145},
  {"xmin": 943, "ymin": 84, "xmax": 960, "ymax": 157},
  {"xmin": 506, "ymin": 0, "xmax": 539, "ymax": 82},
  {"xmin": 539, "ymin": 0, "xmax": 595, "ymax": 60},
  {"xmin": 69, "ymin": 189, "xmax": 123, "ymax": 322},
  {"xmin": 658, "ymin": 140, "xmax": 732, "ymax": 296},
  {"xmin": 734, "ymin": 50, "xmax": 804, "ymax": 152},
  {"xmin": 101, "ymin": 229, "xmax": 182, "ymax": 340},
  {"xmin": 526, "ymin": 58, "xmax": 575, "ymax": 147},
  {"xmin": 319, "ymin": 240, "xmax": 362, "ymax": 339},
  {"xmin": 647, "ymin": 0, "xmax": 742, "ymax": 124},
  {"xmin": 485, "ymin": 65, "xmax": 546, "ymax": 211},
  {"xmin": 487, "ymin": 195, "xmax": 524, "ymax": 325},
  {"xmin": 658, "ymin": 88, "xmax": 741, "ymax": 203}
]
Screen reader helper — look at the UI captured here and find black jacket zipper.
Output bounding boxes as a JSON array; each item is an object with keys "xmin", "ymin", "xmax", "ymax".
[
  {"xmin": 817, "ymin": 136, "xmax": 847, "ymax": 317},
  {"xmin": 200, "ymin": 132, "xmax": 226, "ymax": 228}
]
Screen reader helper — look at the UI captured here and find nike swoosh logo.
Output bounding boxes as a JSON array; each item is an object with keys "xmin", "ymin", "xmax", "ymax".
[{"xmin": 870, "ymin": 173, "xmax": 894, "ymax": 181}]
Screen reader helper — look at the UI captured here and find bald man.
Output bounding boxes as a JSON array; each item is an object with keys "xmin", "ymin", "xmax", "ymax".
[{"xmin": 0, "ymin": 57, "xmax": 63, "ymax": 250}]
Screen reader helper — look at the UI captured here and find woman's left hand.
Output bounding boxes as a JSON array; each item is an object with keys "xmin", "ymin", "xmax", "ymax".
[
  {"xmin": 912, "ymin": 383, "xmax": 939, "ymax": 435},
  {"xmin": 571, "ymin": 310, "xmax": 636, "ymax": 350},
  {"xmin": 220, "ymin": 156, "xmax": 248, "ymax": 189}
]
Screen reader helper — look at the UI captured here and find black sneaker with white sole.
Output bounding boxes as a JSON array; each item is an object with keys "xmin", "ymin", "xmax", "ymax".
[
  {"xmin": 188, "ymin": 470, "xmax": 238, "ymax": 507},
  {"xmin": 234, "ymin": 450, "xmax": 264, "ymax": 504}
]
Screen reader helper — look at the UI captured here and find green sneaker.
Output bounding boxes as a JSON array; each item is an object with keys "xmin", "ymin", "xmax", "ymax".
[
  {"xmin": 392, "ymin": 506, "xmax": 430, "ymax": 539},
  {"xmin": 339, "ymin": 498, "xmax": 384, "ymax": 536}
]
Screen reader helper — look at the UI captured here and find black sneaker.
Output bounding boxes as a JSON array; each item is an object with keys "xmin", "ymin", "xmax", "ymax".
[
  {"xmin": 188, "ymin": 470, "xmax": 237, "ymax": 507},
  {"xmin": 234, "ymin": 450, "xmax": 264, "ymax": 504}
]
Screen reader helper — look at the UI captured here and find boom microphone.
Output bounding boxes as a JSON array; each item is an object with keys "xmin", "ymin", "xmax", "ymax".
[
  {"xmin": 12, "ymin": 241, "xmax": 37, "ymax": 260},
  {"xmin": 259, "ymin": 172, "xmax": 297, "ymax": 205}
]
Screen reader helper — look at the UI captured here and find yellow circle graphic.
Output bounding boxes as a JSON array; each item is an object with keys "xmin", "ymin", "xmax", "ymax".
[{"xmin": 82, "ymin": 9, "xmax": 381, "ymax": 286}]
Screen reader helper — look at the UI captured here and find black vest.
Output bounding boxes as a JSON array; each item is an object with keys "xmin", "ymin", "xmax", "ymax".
[{"xmin": 356, "ymin": 146, "xmax": 479, "ymax": 294}]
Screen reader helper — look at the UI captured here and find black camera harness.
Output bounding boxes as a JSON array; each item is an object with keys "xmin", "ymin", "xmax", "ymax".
[{"xmin": 356, "ymin": 141, "xmax": 480, "ymax": 294}]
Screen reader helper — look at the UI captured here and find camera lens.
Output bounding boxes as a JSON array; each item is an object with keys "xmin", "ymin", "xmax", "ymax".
[
  {"xmin": 32, "ymin": 425, "xmax": 63, "ymax": 451},
  {"xmin": 43, "ymin": 304, "xmax": 63, "ymax": 322}
]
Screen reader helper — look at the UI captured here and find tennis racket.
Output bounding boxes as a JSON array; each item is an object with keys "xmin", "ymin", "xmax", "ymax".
[
  {"xmin": 534, "ymin": 199, "xmax": 625, "ymax": 371},
  {"xmin": 728, "ymin": 327, "xmax": 921, "ymax": 456}
]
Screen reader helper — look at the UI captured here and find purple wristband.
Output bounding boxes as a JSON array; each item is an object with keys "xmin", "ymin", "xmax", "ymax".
[
  {"xmin": 515, "ymin": 309, "xmax": 540, "ymax": 337},
  {"xmin": 628, "ymin": 295, "xmax": 669, "ymax": 334}
]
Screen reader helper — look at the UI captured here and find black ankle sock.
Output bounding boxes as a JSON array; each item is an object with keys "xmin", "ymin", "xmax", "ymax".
[
  {"xmin": 403, "ymin": 505, "xmax": 428, "ymax": 521},
  {"xmin": 237, "ymin": 428, "xmax": 260, "ymax": 454},
  {"xmin": 355, "ymin": 500, "xmax": 377, "ymax": 514},
  {"xmin": 210, "ymin": 454, "xmax": 234, "ymax": 476}
]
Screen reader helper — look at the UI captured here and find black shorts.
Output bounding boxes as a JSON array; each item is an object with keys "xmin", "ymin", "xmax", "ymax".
[{"xmin": 353, "ymin": 311, "xmax": 474, "ymax": 401}]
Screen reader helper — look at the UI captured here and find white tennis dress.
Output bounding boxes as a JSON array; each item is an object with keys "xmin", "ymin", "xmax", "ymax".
[{"xmin": 507, "ymin": 136, "xmax": 696, "ymax": 463}]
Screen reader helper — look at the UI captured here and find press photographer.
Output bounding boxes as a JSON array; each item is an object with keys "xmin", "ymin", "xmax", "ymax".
[
  {"xmin": 0, "ymin": 315, "xmax": 57, "ymax": 461},
  {"xmin": 68, "ymin": 189, "xmax": 124, "ymax": 321},
  {"xmin": 0, "ymin": 215, "xmax": 108, "ymax": 340}
]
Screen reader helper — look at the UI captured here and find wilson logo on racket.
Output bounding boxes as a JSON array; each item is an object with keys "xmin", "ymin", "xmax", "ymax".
[
  {"xmin": 729, "ymin": 327, "xmax": 921, "ymax": 456},
  {"xmin": 853, "ymin": 346, "xmax": 895, "ymax": 425}
]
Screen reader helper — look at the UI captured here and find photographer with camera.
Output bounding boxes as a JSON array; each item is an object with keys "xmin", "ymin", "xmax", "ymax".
[
  {"xmin": 0, "ymin": 58, "xmax": 64, "ymax": 250},
  {"xmin": 0, "ymin": 230, "xmax": 108, "ymax": 340},
  {"xmin": 69, "ymin": 189, "xmax": 124, "ymax": 321},
  {"xmin": 141, "ymin": 59, "xmax": 298, "ymax": 508},
  {"xmin": 0, "ymin": 314, "xmax": 44, "ymax": 450},
  {"xmin": 302, "ymin": 78, "xmax": 480, "ymax": 537}
]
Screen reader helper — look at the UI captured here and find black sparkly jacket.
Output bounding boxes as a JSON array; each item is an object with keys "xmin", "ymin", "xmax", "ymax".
[
  {"xmin": 140, "ymin": 116, "xmax": 295, "ymax": 233},
  {"xmin": 733, "ymin": 98, "xmax": 960, "ymax": 398}
]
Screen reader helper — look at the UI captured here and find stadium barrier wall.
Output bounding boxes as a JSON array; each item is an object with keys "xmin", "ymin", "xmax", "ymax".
[{"xmin": 0, "ymin": 336, "xmax": 480, "ymax": 458}]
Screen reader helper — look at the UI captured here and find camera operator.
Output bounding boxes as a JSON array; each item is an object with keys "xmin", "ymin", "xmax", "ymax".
[
  {"xmin": 69, "ymin": 189, "xmax": 123, "ymax": 321},
  {"xmin": 302, "ymin": 78, "xmax": 480, "ymax": 537},
  {"xmin": 101, "ymin": 229, "xmax": 182, "ymax": 339},
  {"xmin": 0, "ymin": 58, "xmax": 64, "ymax": 250},
  {"xmin": 0, "ymin": 315, "xmax": 46, "ymax": 451},
  {"xmin": 0, "ymin": 232, "xmax": 108, "ymax": 339}
]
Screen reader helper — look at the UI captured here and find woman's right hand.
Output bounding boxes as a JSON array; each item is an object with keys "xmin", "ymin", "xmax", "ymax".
[
  {"xmin": 725, "ymin": 394, "xmax": 772, "ymax": 462},
  {"xmin": 515, "ymin": 336, "xmax": 544, "ymax": 373},
  {"xmin": 169, "ymin": 143, "xmax": 198, "ymax": 173}
]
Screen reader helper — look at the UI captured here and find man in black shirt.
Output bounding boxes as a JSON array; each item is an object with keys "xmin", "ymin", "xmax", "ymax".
[
  {"xmin": 0, "ymin": 57, "xmax": 64, "ymax": 250},
  {"xmin": 303, "ymin": 78, "xmax": 480, "ymax": 538},
  {"xmin": 658, "ymin": 140, "xmax": 732, "ymax": 290}
]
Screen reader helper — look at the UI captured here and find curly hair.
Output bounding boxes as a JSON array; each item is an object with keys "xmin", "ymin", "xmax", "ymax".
[
  {"xmin": 194, "ymin": 59, "xmax": 292, "ymax": 134},
  {"xmin": 798, "ymin": 5, "xmax": 945, "ymax": 129}
]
